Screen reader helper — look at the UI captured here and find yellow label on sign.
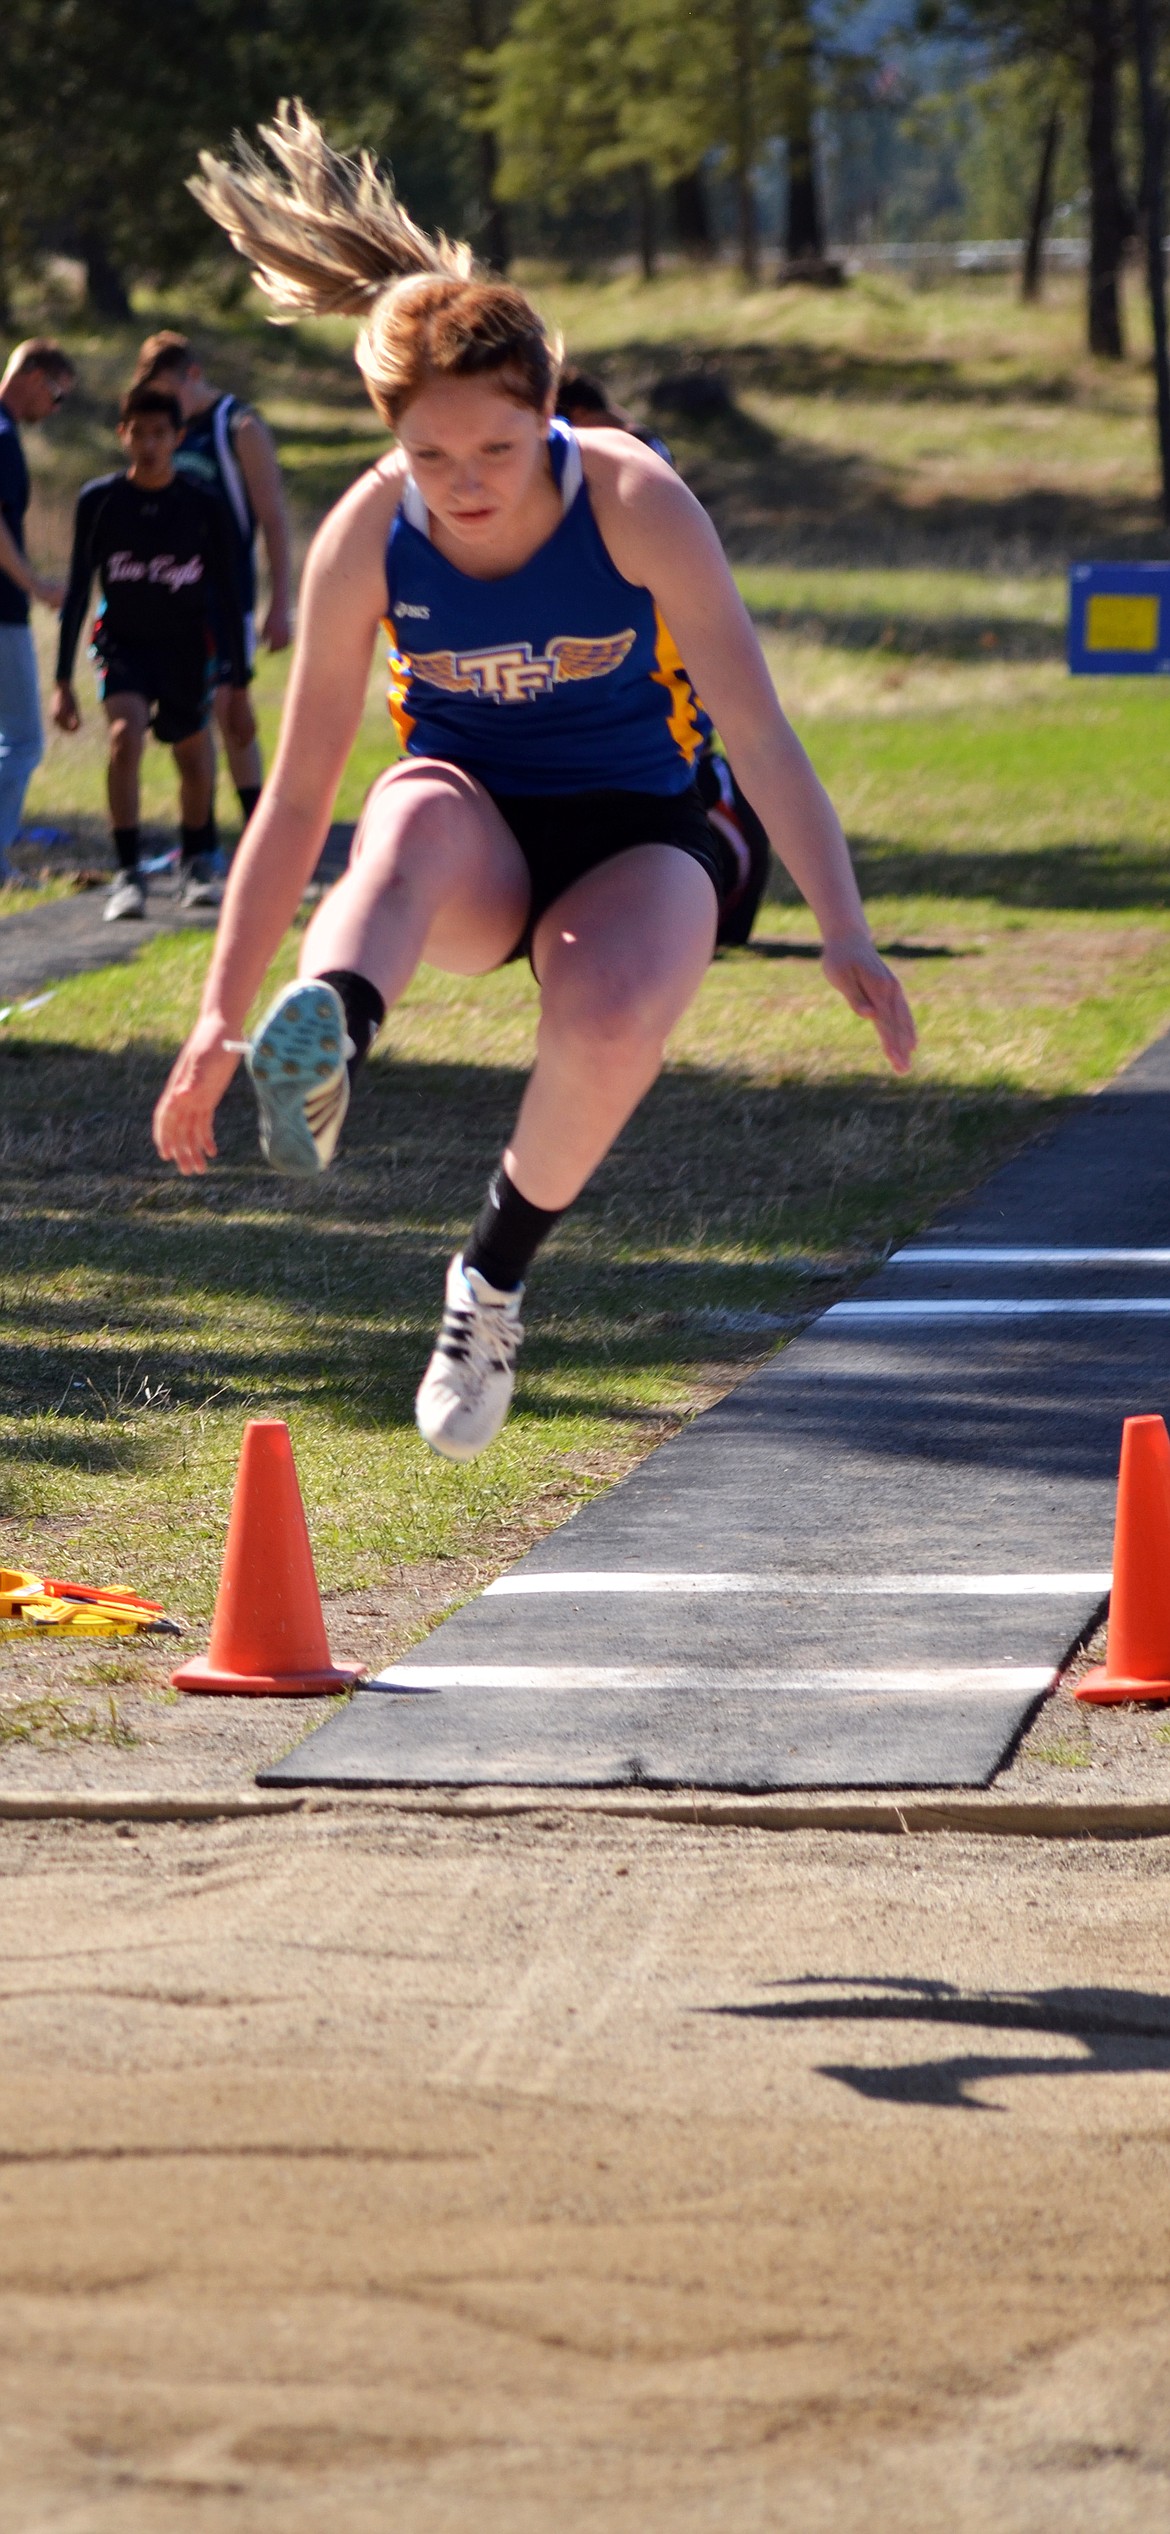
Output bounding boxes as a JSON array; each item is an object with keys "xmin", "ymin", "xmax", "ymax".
[{"xmin": 1085, "ymin": 593, "xmax": 1160, "ymax": 652}]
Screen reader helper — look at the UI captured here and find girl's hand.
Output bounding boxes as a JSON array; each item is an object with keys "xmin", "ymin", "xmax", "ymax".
[
  {"xmin": 821, "ymin": 934, "xmax": 917, "ymax": 1076},
  {"xmin": 52, "ymin": 682, "xmax": 80, "ymax": 733},
  {"xmin": 152, "ymin": 1014, "xmax": 244, "ymax": 1176}
]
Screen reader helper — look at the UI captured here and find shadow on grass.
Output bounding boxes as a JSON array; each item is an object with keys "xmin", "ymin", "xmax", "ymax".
[
  {"xmin": 708, "ymin": 1974, "xmax": 1170, "ymax": 2107},
  {"xmin": 0, "ymin": 1040, "xmax": 1077, "ymax": 1493},
  {"xmin": 739, "ymin": 939, "xmax": 973, "ymax": 961},
  {"xmin": 850, "ymin": 838, "xmax": 1170, "ymax": 910},
  {"xmin": 607, "ymin": 338, "xmax": 1092, "ymax": 409},
  {"xmin": 603, "ymin": 367, "xmax": 1163, "ymax": 568},
  {"xmin": 750, "ymin": 606, "xmax": 1065, "ymax": 662},
  {"xmin": 0, "ymin": 1426, "xmax": 142, "ymax": 1475}
]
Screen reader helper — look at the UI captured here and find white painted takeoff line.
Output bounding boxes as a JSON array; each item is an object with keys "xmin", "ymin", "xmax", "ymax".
[
  {"xmin": 893, "ymin": 1247, "xmax": 1170, "ymax": 1266},
  {"xmin": 484, "ymin": 1570, "xmax": 1111, "ymax": 1598},
  {"xmin": 825, "ymin": 1298, "xmax": 1170, "ymax": 1320},
  {"xmin": 373, "ymin": 1663, "xmax": 1053, "ymax": 1699}
]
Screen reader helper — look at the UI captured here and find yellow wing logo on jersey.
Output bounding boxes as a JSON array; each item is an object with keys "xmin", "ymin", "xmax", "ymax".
[
  {"xmin": 402, "ymin": 629, "xmax": 637, "ymax": 703},
  {"xmin": 545, "ymin": 630, "xmax": 637, "ymax": 683},
  {"xmin": 405, "ymin": 649, "xmax": 480, "ymax": 696}
]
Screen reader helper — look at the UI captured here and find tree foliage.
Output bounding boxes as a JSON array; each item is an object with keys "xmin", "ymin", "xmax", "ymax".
[
  {"xmin": 0, "ymin": 0, "xmax": 465, "ymax": 309},
  {"xmin": 933, "ymin": 0, "xmax": 1140, "ymax": 352},
  {"xmin": 483, "ymin": 0, "xmax": 830, "ymax": 273}
]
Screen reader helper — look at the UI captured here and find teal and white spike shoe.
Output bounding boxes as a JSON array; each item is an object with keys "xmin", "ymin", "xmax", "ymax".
[{"xmin": 239, "ymin": 979, "xmax": 354, "ymax": 1177}]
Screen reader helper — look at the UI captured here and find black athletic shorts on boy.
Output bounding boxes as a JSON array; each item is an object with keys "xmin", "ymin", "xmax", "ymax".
[
  {"xmin": 56, "ymin": 471, "xmax": 247, "ymax": 712},
  {"xmin": 485, "ymin": 783, "xmax": 737, "ymax": 966},
  {"xmin": 95, "ymin": 638, "xmax": 214, "ymax": 745}
]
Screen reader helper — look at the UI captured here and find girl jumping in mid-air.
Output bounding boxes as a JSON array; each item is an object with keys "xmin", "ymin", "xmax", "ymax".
[{"xmin": 153, "ymin": 105, "xmax": 916, "ymax": 1463}]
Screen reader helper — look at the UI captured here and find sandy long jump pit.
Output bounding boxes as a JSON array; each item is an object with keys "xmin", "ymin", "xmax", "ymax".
[{"xmin": 2, "ymin": 1803, "xmax": 1170, "ymax": 2531}]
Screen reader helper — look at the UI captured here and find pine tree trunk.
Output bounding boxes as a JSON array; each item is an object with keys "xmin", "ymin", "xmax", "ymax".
[
  {"xmin": 733, "ymin": 0, "xmax": 758, "ymax": 282},
  {"xmin": 1133, "ymin": 0, "xmax": 1170, "ymax": 518},
  {"xmin": 784, "ymin": 0, "xmax": 824, "ymax": 260},
  {"xmin": 478, "ymin": 129, "xmax": 511, "ymax": 273},
  {"xmin": 1086, "ymin": 0, "xmax": 1132, "ymax": 356},
  {"xmin": 636, "ymin": 166, "xmax": 657, "ymax": 281},
  {"xmin": 467, "ymin": 0, "xmax": 510, "ymax": 271},
  {"xmin": 1021, "ymin": 104, "xmax": 1061, "ymax": 301},
  {"xmin": 77, "ymin": 229, "xmax": 131, "ymax": 321},
  {"xmin": 672, "ymin": 168, "xmax": 712, "ymax": 256}
]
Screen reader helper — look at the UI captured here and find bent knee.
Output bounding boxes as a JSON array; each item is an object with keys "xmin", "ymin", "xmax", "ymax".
[
  {"xmin": 107, "ymin": 718, "xmax": 143, "ymax": 760},
  {"xmin": 352, "ymin": 761, "xmax": 486, "ymax": 875},
  {"xmin": 542, "ymin": 967, "xmax": 672, "ymax": 1065}
]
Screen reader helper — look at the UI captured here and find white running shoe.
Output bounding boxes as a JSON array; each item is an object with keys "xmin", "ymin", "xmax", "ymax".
[
  {"xmin": 180, "ymin": 856, "xmax": 224, "ymax": 910},
  {"xmin": 243, "ymin": 978, "xmax": 353, "ymax": 1176},
  {"xmin": 104, "ymin": 869, "xmax": 146, "ymax": 923},
  {"xmin": 415, "ymin": 1254, "xmax": 525, "ymax": 1461}
]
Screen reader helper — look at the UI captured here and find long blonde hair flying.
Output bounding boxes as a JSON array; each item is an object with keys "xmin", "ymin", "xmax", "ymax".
[{"xmin": 189, "ymin": 102, "xmax": 559, "ymax": 427}]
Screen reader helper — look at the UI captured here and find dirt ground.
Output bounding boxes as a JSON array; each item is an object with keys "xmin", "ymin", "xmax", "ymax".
[{"xmin": 2, "ymin": 1808, "xmax": 1170, "ymax": 2532}]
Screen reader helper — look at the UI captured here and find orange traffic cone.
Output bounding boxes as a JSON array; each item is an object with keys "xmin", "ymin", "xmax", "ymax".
[
  {"xmin": 1076, "ymin": 1413, "xmax": 1170, "ymax": 1704},
  {"xmin": 173, "ymin": 1420, "xmax": 362, "ymax": 1696}
]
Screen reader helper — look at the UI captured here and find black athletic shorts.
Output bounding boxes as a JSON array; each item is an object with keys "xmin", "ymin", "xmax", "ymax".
[
  {"xmin": 207, "ymin": 596, "xmax": 256, "ymax": 691},
  {"xmin": 95, "ymin": 639, "xmax": 214, "ymax": 745},
  {"xmin": 485, "ymin": 783, "xmax": 738, "ymax": 966}
]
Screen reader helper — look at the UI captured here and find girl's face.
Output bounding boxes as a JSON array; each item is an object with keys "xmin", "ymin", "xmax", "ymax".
[{"xmin": 396, "ymin": 376, "xmax": 553, "ymax": 545}]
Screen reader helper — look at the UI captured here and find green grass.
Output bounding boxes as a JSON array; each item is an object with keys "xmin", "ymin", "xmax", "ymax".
[
  {"xmin": 5, "ymin": 267, "xmax": 1170, "ymax": 1626},
  {"xmin": 4, "ymin": 842, "xmax": 1170, "ymax": 1615},
  {"xmin": 0, "ymin": 1690, "xmax": 137, "ymax": 1746},
  {"xmin": 1027, "ymin": 1737, "xmax": 1092, "ymax": 1769}
]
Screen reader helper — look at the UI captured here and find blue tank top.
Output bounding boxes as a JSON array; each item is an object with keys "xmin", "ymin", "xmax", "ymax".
[
  {"xmin": 382, "ymin": 421, "xmax": 706, "ymax": 797},
  {"xmin": 173, "ymin": 393, "xmax": 256, "ymax": 611}
]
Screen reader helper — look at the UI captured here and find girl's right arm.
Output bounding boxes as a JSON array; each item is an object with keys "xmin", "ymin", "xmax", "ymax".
[{"xmin": 153, "ymin": 463, "xmax": 402, "ymax": 1176}]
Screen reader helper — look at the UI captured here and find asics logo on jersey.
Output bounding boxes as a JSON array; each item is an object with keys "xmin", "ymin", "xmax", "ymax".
[
  {"xmin": 395, "ymin": 601, "xmax": 431, "ymax": 619},
  {"xmin": 406, "ymin": 629, "xmax": 637, "ymax": 704}
]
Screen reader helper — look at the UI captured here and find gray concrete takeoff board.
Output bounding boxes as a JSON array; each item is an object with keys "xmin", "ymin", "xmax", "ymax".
[{"xmin": 260, "ymin": 1024, "xmax": 1170, "ymax": 1792}]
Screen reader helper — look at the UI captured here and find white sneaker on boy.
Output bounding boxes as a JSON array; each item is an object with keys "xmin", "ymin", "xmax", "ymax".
[{"xmin": 104, "ymin": 869, "xmax": 146, "ymax": 922}]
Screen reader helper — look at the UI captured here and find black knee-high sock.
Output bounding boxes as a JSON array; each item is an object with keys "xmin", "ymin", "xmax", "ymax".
[
  {"xmin": 112, "ymin": 826, "xmax": 140, "ymax": 874},
  {"xmin": 236, "ymin": 783, "xmax": 262, "ymax": 826},
  {"xmin": 180, "ymin": 816, "xmax": 217, "ymax": 868},
  {"xmin": 464, "ymin": 1162, "xmax": 565, "ymax": 1293},
  {"xmin": 316, "ymin": 968, "xmax": 386, "ymax": 1084}
]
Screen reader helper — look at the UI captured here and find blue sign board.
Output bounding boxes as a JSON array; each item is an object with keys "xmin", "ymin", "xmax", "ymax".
[{"xmin": 1068, "ymin": 561, "xmax": 1170, "ymax": 674}]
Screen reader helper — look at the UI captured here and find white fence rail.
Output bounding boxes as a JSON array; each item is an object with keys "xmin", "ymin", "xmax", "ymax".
[{"xmin": 841, "ymin": 238, "xmax": 1089, "ymax": 275}]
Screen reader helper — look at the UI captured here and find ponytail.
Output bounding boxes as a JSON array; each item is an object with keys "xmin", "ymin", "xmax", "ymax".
[
  {"xmin": 190, "ymin": 103, "xmax": 560, "ymax": 429},
  {"xmin": 190, "ymin": 100, "xmax": 471, "ymax": 320}
]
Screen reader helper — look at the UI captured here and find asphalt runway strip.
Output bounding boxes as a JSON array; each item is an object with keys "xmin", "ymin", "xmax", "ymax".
[{"xmin": 267, "ymin": 1025, "xmax": 1170, "ymax": 1793}]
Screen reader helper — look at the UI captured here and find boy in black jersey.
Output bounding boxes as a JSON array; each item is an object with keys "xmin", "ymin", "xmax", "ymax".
[{"xmin": 53, "ymin": 384, "xmax": 249, "ymax": 922}]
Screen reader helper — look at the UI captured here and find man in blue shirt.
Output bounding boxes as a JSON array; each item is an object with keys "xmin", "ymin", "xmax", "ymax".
[{"xmin": 0, "ymin": 339, "xmax": 75, "ymax": 879}]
